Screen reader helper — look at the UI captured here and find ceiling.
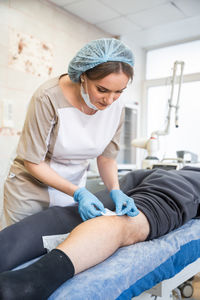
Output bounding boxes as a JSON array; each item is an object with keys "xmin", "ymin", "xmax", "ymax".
[{"xmin": 48, "ymin": 0, "xmax": 200, "ymax": 49}]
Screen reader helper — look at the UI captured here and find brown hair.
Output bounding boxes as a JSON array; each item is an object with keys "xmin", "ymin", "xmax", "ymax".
[{"xmin": 84, "ymin": 61, "xmax": 134, "ymax": 82}]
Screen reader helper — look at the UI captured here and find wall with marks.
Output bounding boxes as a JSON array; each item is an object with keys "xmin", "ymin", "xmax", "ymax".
[
  {"xmin": 0, "ymin": 0, "xmax": 111, "ymax": 131},
  {"xmin": 9, "ymin": 29, "xmax": 53, "ymax": 78}
]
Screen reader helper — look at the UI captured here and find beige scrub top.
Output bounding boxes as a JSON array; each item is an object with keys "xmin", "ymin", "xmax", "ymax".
[{"xmin": 4, "ymin": 77, "xmax": 124, "ymax": 223}]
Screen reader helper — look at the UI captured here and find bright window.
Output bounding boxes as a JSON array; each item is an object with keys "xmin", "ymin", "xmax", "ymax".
[
  {"xmin": 147, "ymin": 81, "xmax": 200, "ymax": 158},
  {"xmin": 146, "ymin": 40, "xmax": 200, "ymax": 79}
]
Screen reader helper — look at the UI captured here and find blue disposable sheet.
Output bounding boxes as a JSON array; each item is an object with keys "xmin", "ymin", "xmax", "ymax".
[{"xmin": 17, "ymin": 219, "xmax": 200, "ymax": 299}]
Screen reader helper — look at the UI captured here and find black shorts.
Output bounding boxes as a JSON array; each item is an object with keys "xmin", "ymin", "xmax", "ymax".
[
  {"xmin": 111, "ymin": 167, "xmax": 200, "ymax": 240},
  {"xmin": 96, "ymin": 166, "xmax": 200, "ymax": 240}
]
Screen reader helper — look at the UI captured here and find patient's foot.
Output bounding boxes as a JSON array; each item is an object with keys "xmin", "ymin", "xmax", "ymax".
[{"xmin": 0, "ymin": 249, "xmax": 75, "ymax": 300}]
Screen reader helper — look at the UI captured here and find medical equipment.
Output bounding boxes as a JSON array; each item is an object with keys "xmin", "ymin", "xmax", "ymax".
[
  {"xmin": 132, "ymin": 61, "xmax": 185, "ymax": 169},
  {"xmin": 16, "ymin": 218, "xmax": 200, "ymax": 299},
  {"xmin": 177, "ymin": 150, "xmax": 198, "ymax": 164}
]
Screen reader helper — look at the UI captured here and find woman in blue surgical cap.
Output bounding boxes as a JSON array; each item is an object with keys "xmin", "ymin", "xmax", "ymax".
[{"xmin": 3, "ymin": 38, "xmax": 138, "ymax": 226}]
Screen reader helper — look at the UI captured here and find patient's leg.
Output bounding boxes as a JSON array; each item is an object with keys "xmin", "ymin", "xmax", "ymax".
[
  {"xmin": 57, "ymin": 211, "xmax": 149, "ymax": 274},
  {"xmin": 0, "ymin": 183, "xmax": 116, "ymax": 272},
  {"xmin": 0, "ymin": 212, "xmax": 149, "ymax": 300}
]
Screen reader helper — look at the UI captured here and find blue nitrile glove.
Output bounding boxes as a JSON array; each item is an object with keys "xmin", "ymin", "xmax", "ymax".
[
  {"xmin": 110, "ymin": 189, "xmax": 139, "ymax": 217},
  {"xmin": 74, "ymin": 187, "xmax": 106, "ymax": 221}
]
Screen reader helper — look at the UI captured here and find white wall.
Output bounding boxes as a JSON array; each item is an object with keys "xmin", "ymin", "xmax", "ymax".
[{"xmin": 121, "ymin": 37, "xmax": 146, "ymax": 105}]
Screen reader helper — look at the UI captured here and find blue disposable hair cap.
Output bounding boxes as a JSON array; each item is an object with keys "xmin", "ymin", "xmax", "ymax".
[{"xmin": 68, "ymin": 38, "xmax": 134, "ymax": 83}]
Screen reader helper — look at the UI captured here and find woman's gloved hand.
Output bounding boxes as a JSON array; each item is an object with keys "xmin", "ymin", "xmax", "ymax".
[
  {"xmin": 74, "ymin": 187, "xmax": 106, "ymax": 221},
  {"xmin": 110, "ymin": 189, "xmax": 139, "ymax": 217}
]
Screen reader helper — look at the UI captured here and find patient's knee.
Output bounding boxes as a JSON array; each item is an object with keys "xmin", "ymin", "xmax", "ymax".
[{"xmin": 121, "ymin": 211, "xmax": 150, "ymax": 246}]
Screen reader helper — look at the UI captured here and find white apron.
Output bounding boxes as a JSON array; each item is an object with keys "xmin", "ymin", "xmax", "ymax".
[{"xmin": 48, "ymin": 99, "xmax": 123, "ymax": 207}]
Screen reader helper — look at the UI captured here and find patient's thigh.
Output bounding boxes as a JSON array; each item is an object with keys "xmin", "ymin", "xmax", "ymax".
[
  {"xmin": 0, "ymin": 205, "xmax": 82, "ymax": 272},
  {"xmin": 121, "ymin": 211, "xmax": 150, "ymax": 247}
]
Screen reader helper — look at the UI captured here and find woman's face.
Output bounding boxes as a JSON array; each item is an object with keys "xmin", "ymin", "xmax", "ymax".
[{"xmin": 82, "ymin": 72, "xmax": 129, "ymax": 110}]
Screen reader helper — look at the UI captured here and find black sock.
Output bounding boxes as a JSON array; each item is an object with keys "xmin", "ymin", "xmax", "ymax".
[{"xmin": 0, "ymin": 249, "xmax": 75, "ymax": 300}]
